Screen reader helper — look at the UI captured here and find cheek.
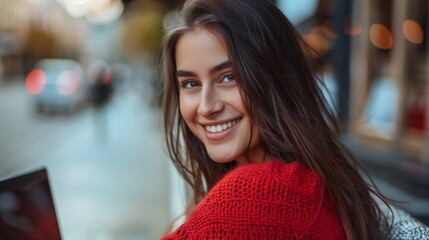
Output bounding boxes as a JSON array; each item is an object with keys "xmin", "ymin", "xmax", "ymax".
[
  {"xmin": 179, "ymin": 95, "xmax": 196, "ymax": 124},
  {"xmin": 231, "ymin": 90, "xmax": 246, "ymax": 113},
  {"xmin": 238, "ymin": 99, "xmax": 259, "ymax": 147}
]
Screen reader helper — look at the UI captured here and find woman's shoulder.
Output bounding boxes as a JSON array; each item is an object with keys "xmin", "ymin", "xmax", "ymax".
[
  {"xmin": 227, "ymin": 159, "xmax": 316, "ymax": 178},
  {"xmin": 217, "ymin": 160, "xmax": 323, "ymax": 197},
  {"xmin": 161, "ymin": 160, "xmax": 345, "ymax": 239}
]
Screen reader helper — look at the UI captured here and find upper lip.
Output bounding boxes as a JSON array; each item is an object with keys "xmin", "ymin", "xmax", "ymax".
[{"xmin": 199, "ymin": 117, "xmax": 242, "ymax": 126}]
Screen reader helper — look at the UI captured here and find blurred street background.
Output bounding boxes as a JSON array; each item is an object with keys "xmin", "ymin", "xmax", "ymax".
[
  {"xmin": 0, "ymin": 0, "xmax": 184, "ymax": 239},
  {"xmin": 0, "ymin": 0, "xmax": 429, "ymax": 239}
]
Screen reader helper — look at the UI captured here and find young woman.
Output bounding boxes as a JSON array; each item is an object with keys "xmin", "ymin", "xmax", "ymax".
[{"xmin": 161, "ymin": 0, "xmax": 391, "ymax": 239}]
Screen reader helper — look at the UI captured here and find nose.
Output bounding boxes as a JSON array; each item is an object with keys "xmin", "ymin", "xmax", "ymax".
[{"xmin": 197, "ymin": 85, "xmax": 223, "ymax": 117}]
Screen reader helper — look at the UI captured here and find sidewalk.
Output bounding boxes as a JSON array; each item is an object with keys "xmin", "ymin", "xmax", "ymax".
[{"xmin": 0, "ymin": 81, "xmax": 181, "ymax": 239}]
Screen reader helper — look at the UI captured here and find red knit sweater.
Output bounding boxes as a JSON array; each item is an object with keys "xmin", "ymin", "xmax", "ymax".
[{"xmin": 162, "ymin": 160, "xmax": 346, "ymax": 239}]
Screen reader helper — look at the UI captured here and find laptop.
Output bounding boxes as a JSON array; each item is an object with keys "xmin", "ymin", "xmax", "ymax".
[{"xmin": 0, "ymin": 168, "xmax": 62, "ymax": 240}]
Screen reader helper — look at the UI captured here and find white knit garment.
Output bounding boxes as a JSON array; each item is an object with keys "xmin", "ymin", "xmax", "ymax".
[{"xmin": 379, "ymin": 201, "xmax": 429, "ymax": 239}]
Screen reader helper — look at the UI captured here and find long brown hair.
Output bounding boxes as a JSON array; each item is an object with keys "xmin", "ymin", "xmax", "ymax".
[{"xmin": 162, "ymin": 0, "xmax": 390, "ymax": 239}]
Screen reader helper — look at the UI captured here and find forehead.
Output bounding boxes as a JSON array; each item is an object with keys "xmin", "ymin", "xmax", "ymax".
[{"xmin": 175, "ymin": 28, "xmax": 230, "ymax": 71}]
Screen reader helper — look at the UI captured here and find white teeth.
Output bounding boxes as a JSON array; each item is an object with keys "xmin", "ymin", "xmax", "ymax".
[{"xmin": 205, "ymin": 119, "xmax": 240, "ymax": 133}]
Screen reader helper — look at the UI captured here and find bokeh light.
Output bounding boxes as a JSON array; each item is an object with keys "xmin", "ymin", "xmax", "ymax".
[
  {"xmin": 25, "ymin": 69, "xmax": 46, "ymax": 95},
  {"xmin": 56, "ymin": 70, "xmax": 78, "ymax": 96},
  {"xmin": 369, "ymin": 23, "xmax": 393, "ymax": 49},
  {"xmin": 344, "ymin": 15, "xmax": 362, "ymax": 36},
  {"xmin": 403, "ymin": 19, "xmax": 424, "ymax": 44}
]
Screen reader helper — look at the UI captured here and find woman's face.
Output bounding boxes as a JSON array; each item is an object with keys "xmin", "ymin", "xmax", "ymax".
[{"xmin": 175, "ymin": 28, "xmax": 264, "ymax": 165}]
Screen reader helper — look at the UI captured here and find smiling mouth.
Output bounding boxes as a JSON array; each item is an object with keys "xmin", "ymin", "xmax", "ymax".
[{"xmin": 205, "ymin": 118, "xmax": 242, "ymax": 133}]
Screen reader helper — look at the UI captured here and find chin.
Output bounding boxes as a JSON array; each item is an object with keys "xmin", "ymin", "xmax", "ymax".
[
  {"xmin": 210, "ymin": 157, "xmax": 236, "ymax": 164},
  {"xmin": 207, "ymin": 152, "xmax": 237, "ymax": 164}
]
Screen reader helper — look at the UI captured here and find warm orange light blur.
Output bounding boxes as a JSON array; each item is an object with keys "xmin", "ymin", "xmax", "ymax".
[
  {"xmin": 56, "ymin": 71, "xmax": 78, "ymax": 96},
  {"xmin": 26, "ymin": 69, "xmax": 46, "ymax": 95},
  {"xmin": 345, "ymin": 25, "xmax": 362, "ymax": 36},
  {"xmin": 369, "ymin": 24, "xmax": 393, "ymax": 49},
  {"xmin": 303, "ymin": 26, "xmax": 333, "ymax": 57},
  {"xmin": 344, "ymin": 15, "xmax": 362, "ymax": 36},
  {"xmin": 403, "ymin": 19, "xmax": 424, "ymax": 44},
  {"xmin": 323, "ymin": 20, "xmax": 337, "ymax": 39}
]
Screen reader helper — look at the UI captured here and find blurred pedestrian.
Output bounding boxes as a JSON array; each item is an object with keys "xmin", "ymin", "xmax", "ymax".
[
  {"xmin": 161, "ymin": 0, "xmax": 392, "ymax": 239},
  {"xmin": 89, "ymin": 64, "xmax": 113, "ymax": 106}
]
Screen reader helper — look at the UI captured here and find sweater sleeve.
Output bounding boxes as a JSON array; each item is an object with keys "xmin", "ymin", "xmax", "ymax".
[{"xmin": 161, "ymin": 160, "xmax": 345, "ymax": 240}]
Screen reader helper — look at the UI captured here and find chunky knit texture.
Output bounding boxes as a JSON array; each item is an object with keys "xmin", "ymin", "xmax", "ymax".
[{"xmin": 162, "ymin": 160, "xmax": 346, "ymax": 239}]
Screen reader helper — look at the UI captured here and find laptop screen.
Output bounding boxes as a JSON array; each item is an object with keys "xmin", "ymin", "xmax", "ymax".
[{"xmin": 0, "ymin": 168, "xmax": 62, "ymax": 240}]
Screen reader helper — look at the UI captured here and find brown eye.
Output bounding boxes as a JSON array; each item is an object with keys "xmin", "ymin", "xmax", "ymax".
[
  {"xmin": 182, "ymin": 80, "xmax": 200, "ymax": 89},
  {"xmin": 221, "ymin": 74, "xmax": 235, "ymax": 84}
]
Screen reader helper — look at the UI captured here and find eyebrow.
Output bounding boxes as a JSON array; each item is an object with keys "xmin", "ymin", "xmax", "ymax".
[{"xmin": 175, "ymin": 61, "xmax": 231, "ymax": 78}]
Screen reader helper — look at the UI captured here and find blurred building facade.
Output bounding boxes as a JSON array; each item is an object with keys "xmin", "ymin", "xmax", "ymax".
[
  {"xmin": 346, "ymin": 0, "xmax": 429, "ymax": 224},
  {"xmin": 284, "ymin": 0, "xmax": 429, "ymax": 224},
  {"xmin": 0, "ymin": 0, "xmax": 88, "ymax": 79}
]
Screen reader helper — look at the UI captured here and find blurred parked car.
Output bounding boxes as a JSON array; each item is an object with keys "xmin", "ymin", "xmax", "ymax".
[{"xmin": 25, "ymin": 59, "xmax": 87, "ymax": 113}]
